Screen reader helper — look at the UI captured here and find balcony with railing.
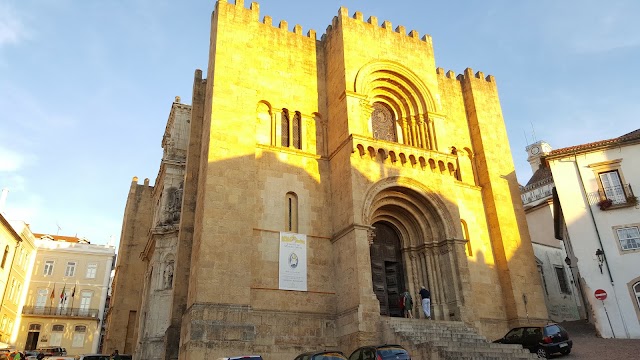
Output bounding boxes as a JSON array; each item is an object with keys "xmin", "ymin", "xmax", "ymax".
[
  {"xmin": 22, "ymin": 306, "xmax": 99, "ymax": 319},
  {"xmin": 588, "ymin": 183, "xmax": 637, "ymax": 210}
]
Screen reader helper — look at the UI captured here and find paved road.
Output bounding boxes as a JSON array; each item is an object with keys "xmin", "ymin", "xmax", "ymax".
[{"xmin": 550, "ymin": 321, "xmax": 640, "ymax": 359}]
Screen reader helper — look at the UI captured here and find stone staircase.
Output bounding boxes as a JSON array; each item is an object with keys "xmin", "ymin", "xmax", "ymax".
[{"xmin": 381, "ymin": 318, "xmax": 539, "ymax": 360}]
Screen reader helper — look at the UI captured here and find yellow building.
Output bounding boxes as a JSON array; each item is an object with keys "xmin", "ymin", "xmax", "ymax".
[
  {"xmin": 0, "ymin": 214, "xmax": 36, "ymax": 349},
  {"xmin": 107, "ymin": 2, "xmax": 548, "ymax": 359},
  {"xmin": 15, "ymin": 234, "xmax": 115, "ymax": 356}
]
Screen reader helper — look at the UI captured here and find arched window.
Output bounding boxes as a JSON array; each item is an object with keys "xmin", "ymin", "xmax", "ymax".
[
  {"xmin": 634, "ymin": 282, "xmax": 640, "ymax": 311},
  {"xmin": 285, "ymin": 192, "xmax": 298, "ymax": 233},
  {"xmin": 371, "ymin": 103, "xmax": 396, "ymax": 142},
  {"xmin": 293, "ymin": 111, "xmax": 302, "ymax": 149},
  {"xmin": 28, "ymin": 323, "xmax": 41, "ymax": 331},
  {"xmin": 1, "ymin": 245, "xmax": 9, "ymax": 268},
  {"xmin": 50, "ymin": 324, "xmax": 64, "ymax": 346},
  {"xmin": 281, "ymin": 109, "xmax": 290, "ymax": 147},
  {"xmin": 72, "ymin": 325, "xmax": 87, "ymax": 348},
  {"xmin": 461, "ymin": 220, "xmax": 472, "ymax": 257}
]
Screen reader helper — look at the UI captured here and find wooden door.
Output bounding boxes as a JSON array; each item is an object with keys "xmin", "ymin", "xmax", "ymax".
[
  {"xmin": 25, "ymin": 331, "xmax": 39, "ymax": 350},
  {"xmin": 370, "ymin": 222, "xmax": 405, "ymax": 316}
]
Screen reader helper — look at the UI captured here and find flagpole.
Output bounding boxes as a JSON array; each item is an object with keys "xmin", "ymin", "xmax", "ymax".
[
  {"xmin": 50, "ymin": 283, "xmax": 56, "ymax": 315},
  {"xmin": 70, "ymin": 283, "xmax": 76, "ymax": 311}
]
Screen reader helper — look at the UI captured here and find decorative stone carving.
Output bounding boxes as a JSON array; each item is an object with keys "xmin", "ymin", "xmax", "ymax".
[
  {"xmin": 367, "ymin": 228, "xmax": 376, "ymax": 246},
  {"xmin": 163, "ymin": 262, "xmax": 174, "ymax": 289},
  {"xmin": 371, "ymin": 103, "xmax": 396, "ymax": 142}
]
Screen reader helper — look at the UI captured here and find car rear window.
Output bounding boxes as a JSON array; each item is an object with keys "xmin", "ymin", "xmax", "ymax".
[
  {"xmin": 312, "ymin": 353, "xmax": 347, "ymax": 360},
  {"xmin": 544, "ymin": 325, "xmax": 562, "ymax": 336},
  {"xmin": 377, "ymin": 347, "xmax": 409, "ymax": 359}
]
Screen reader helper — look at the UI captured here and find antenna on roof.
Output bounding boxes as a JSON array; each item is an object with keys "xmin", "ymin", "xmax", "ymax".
[
  {"xmin": 56, "ymin": 222, "xmax": 62, "ymax": 235},
  {"xmin": 530, "ymin": 121, "xmax": 538, "ymax": 143},
  {"xmin": 523, "ymin": 129, "xmax": 530, "ymax": 146}
]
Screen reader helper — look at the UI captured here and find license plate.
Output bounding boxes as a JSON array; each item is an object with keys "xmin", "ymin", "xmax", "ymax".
[{"xmin": 559, "ymin": 343, "xmax": 567, "ymax": 348}]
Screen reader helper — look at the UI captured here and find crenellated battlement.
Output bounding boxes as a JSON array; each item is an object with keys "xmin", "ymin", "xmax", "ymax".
[
  {"xmin": 218, "ymin": 0, "xmax": 318, "ymax": 40},
  {"xmin": 220, "ymin": 1, "xmax": 433, "ymax": 44},
  {"xmin": 436, "ymin": 67, "xmax": 495, "ymax": 83},
  {"xmin": 321, "ymin": 6, "xmax": 433, "ymax": 44}
]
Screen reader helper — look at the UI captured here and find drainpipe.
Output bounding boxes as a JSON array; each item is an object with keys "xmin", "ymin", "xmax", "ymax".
[
  {"xmin": 572, "ymin": 153, "xmax": 613, "ymax": 283},
  {"xmin": 572, "ymin": 152, "xmax": 629, "ymax": 338}
]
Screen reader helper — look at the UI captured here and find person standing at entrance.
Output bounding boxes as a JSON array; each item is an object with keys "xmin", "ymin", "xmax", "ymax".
[
  {"xmin": 419, "ymin": 285, "xmax": 431, "ymax": 319},
  {"xmin": 401, "ymin": 289, "xmax": 413, "ymax": 318}
]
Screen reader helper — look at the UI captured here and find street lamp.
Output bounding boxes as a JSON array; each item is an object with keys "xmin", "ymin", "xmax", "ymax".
[{"xmin": 595, "ymin": 249, "xmax": 605, "ymax": 274}]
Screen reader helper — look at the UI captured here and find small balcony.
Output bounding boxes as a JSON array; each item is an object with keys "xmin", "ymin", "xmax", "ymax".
[
  {"xmin": 22, "ymin": 306, "xmax": 99, "ymax": 318},
  {"xmin": 590, "ymin": 184, "xmax": 637, "ymax": 210}
]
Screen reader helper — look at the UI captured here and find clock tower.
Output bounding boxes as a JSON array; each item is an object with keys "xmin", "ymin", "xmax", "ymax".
[{"xmin": 525, "ymin": 141, "xmax": 552, "ymax": 172}]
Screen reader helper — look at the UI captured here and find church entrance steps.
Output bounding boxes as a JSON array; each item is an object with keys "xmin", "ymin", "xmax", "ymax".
[{"xmin": 381, "ymin": 318, "xmax": 539, "ymax": 360}]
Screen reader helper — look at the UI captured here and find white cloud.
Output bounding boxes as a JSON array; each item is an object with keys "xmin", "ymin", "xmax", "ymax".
[
  {"xmin": 0, "ymin": 2, "xmax": 30, "ymax": 47},
  {"xmin": 0, "ymin": 146, "xmax": 32, "ymax": 172}
]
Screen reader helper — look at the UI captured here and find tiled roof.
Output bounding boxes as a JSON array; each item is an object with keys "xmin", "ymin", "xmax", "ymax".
[
  {"xmin": 525, "ymin": 166, "xmax": 553, "ymax": 187},
  {"xmin": 33, "ymin": 233, "xmax": 87, "ymax": 243},
  {"xmin": 547, "ymin": 128, "xmax": 640, "ymax": 158}
]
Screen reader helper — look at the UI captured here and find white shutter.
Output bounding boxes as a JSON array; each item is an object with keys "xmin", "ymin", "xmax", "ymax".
[{"xmin": 599, "ymin": 171, "xmax": 625, "ymax": 204}]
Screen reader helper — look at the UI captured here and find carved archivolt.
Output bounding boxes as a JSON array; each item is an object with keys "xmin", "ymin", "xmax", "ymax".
[
  {"xmin": 361, "ymin": 176, "xmax": 458, "ymax": 245},
  {"xmin": 354, "ymin": 60, "xmax": 438, "ymax": 149}
]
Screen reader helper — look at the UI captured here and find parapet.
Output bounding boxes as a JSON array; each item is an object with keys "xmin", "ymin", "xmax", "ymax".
[
  {"xmin": 217, "ymin": 0, "xmax": 318, "ymax": 40},
  {"xmin": 323, "ymin": 6, "xmax": 433, "ymax": 45},
  {"xmin": 436, "ymin": 67, "xmax": 495, "ymax": 83},
  {"xmin": 218, "ymin": 1, "xmax": 432, "ymax": 44}
]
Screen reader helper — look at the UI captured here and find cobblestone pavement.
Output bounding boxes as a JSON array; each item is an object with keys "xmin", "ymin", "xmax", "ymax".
[{"xmin": 549, "ymin": 320, "xmax": 640, "ymax": 359}]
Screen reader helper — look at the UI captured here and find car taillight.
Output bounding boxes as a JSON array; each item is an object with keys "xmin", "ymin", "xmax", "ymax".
[
  {"xmin": 377, "ymin": 354, "xmax": 383, "ymax": 360},
  {"xmin": 542, "ymin": 336, "xmax": 552, "ymax": 344}
]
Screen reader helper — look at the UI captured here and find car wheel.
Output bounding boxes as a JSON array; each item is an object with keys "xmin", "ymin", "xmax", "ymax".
[
  {"xmin": 561, "ymin": 348, "xmax": 571, "ymax": 355},
  {"xmin": 536, "ymin": 347, "xmax": 548, "ymax": 359}
]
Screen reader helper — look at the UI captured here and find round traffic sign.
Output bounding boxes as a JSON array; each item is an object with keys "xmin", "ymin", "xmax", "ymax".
[{"xmin": 594, "ymin": 289, "xmax": 607, "ymax": 300}]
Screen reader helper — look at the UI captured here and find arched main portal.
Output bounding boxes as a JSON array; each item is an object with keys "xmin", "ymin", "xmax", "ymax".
[
  {"xmin": 370, "ymin": 221, "xmax": 405, "ymax": 317},
  {"xmin": 364, "ymin": 181, "xmax": 473, "ymax": 322}
]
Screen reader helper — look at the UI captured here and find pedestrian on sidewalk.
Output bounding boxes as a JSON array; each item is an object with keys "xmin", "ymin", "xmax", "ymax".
[{"xmin": 419, "ymin": 285, "xmax": 431, "ymax": 319}]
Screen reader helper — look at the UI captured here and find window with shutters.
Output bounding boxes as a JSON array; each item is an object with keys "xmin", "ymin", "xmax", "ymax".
[
  {"xmin": 72, "ymin": 325, "xmax": 87, "ymax": 347},
  {"xmin": 588, "ymin": 159, "xmax": 635, "ymax": 208},
  {"xmin": 614, "ymin": 225, "xmax": 640, "ymax": 252},
  {"xmin": 86, "ymin": 263, "xmax": 97, "ymax": 278},
  {"xmin": 43, "ymin": 260, "xmax": 54, "ymax": 276},
  {"xmin": 65, "ymin": 261, "xmax": 76, "ymax": 277}
]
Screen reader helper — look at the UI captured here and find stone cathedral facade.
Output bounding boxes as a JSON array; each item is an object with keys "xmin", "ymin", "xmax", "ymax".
[{"xmin": 104, "ymin": 1, "xmax": 548, "ymax": 359}]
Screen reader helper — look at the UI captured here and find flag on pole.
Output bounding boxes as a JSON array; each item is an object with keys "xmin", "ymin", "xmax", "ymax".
[
  {"xmin": 50, "ymin": 284, "xmax": 55, "ymax": 299},
  {"xmin": 60, "ymin": 284, "xmax": 66, "ymax": 302},
  {"xmin": 71, "ymin": 283, "xmax": 76, "ymax": 298}
]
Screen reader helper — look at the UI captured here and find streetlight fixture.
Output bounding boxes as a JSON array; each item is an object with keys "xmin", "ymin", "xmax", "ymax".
[{"xmin": 595, "ymin": 249, "xmax": 605, "ymax": 274}]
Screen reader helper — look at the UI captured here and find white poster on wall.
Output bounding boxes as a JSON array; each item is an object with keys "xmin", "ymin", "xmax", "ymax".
[{"xmin": 279, "ymin": 232, "xmax": 307, "ymax": 291}]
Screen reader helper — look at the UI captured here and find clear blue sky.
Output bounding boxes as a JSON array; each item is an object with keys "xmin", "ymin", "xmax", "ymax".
[{"xmin": 1, "ymin": 0, "xmax": 638, "ymax": 246}]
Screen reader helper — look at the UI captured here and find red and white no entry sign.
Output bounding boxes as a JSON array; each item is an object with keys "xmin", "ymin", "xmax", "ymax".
[{"xmin": 594, "ymin": 289, "xmax": 607, "ymax": 300}]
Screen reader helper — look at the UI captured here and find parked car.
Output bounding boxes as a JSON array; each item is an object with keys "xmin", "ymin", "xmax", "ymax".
[
  {"xmin": 74, "ymin": 355, "xmax": 111, "ymax": 360},
  {"xmin": 36, "ymin": 346, "xmax": 67, "ymax": 356},
  {"xmin": 348, "ymin": 344, "xmax": 411, "ymax": 360},
  {"xmin": 493, "ymin": 323, "xmax": 572, "ymax": 358},
  {"xmin": 294, "ymin": 351, "xmax": 348, "ymax": 360}
]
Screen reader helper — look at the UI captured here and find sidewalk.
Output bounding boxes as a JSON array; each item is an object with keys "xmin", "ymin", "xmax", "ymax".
[{"xmin": 556, "ymin": 320, "xmax": 640, "ymax": 359}]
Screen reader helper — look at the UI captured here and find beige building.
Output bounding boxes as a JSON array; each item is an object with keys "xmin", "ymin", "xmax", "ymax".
[
  {"xmin": 107, "ymin": 1, "xmax": 548, "ymax": 359},
  {"xmin": 15, "ymin": 234, "xmax": 115, "ymax": 355},
  {"xmin": 520, "ymin": 142, "xmax": 584, "ymax": 322},
  {"xmin": 0, "ymin": 215, "xmax": 37, "ymax": 349}
]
